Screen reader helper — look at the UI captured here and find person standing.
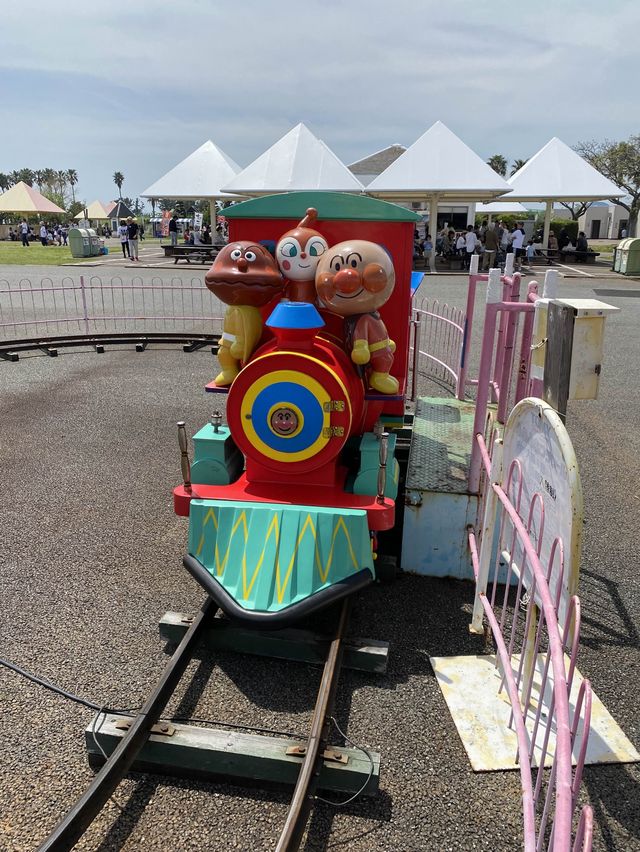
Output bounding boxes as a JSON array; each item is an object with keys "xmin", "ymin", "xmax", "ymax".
[
  {"xmin": 511, "ymin": 222, "xmax": 525, "ymax": 270},
  {"xmin": 483, "ymin": 222, "xmax": 499, "ymax": 270},
  {"xmin": 127, "ymin": 217, "xmax": 139, "ymax": 261},
  {"xmin": 464, "ymin": 224, "xmax": 477, "ymax": 269},
  {"xmin": 169, "ymin": 214, "xmax": 178, "ymax": 247},
  {"xmin": 39, "ymin": 222, "xmax": 48, "ymax": 247},
  {"xmin": 20, "ymin": 219, "xmax": 30, "ymax": 247},
  {"xmin": 118, "ymin": 219, "xmax": 130, "ymax": 259}
]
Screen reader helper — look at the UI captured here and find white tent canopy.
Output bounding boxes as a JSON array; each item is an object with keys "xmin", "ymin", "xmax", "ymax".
[
  {"xmin": 141, "ymin": 139, "xmax": 242, "ymax": 228},
  {"xmin": 141, "ymin": 140, "xmax": 241, "ymax": 200},
  {"xmin": 505, "ymin": 137, "xmax": 624, "ymax": 248},
  {"xmin": 222, "ymin": 123, "xmax": 365, "ymax": 196},
  {"xmin": 476, "ymin": 200, "xmax": 527, "ymax": 215},
  {"xmin": 367, "ymin": 121, "xmax": 511, "ymax": 200},
  {"xmin": 367, "ymin": 121, "xmax": 511, "ymax": 271}
]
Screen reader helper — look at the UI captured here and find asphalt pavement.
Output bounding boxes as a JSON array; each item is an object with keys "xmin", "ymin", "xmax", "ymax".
[{"xmin": 0, "ymin": 265, "xmax": 638, "ymax": 851}]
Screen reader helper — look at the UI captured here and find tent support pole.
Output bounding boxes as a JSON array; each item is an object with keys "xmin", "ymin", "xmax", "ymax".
[
  {"xmin": 542, "ymin": 200, "xmax": 552, "ymax": 252},
  {"xmin": 429, "ymin": 194, "xmax": 439, "ymax": 273},
  {"xmin": 210, "ymin": 199, "xmax": 217, "ymax": 233}
]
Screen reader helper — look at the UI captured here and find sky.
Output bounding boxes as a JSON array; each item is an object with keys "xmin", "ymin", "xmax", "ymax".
[{"xmin": 2, "ymin": 0, "xmax": 638, "ymax": 208}]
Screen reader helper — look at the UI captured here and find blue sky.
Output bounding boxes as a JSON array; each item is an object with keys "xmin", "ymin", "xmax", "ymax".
[{"xmin": 2, "ymin": 0, "xmax": 638, "ymax": 207}]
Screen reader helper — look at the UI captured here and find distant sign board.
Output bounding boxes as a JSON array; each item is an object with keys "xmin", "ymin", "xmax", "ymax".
[
  {"xmin": 161, "ymin": 210, "xmax": 171, "ymax": 237},
  {"xmin": 194, "ymin": 212, "xmax": 203, "ymax": 230}
]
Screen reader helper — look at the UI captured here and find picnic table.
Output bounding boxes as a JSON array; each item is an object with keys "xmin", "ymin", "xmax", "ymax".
[{"xmin": 163, "ymin": 244, "xmax": 220, "ymax": 265}]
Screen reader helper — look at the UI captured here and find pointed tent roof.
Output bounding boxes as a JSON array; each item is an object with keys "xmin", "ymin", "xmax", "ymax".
[
  {"xmin": 141, "ymin": 140, "xmax": 242, "ymax": 200},
  {"xmin": 0, "ymin": 181, "xmax": 65, "ymax": 215},
  {"xmin": 74, "ymin": 200, "xmax": 112, "ymax": 220},
  {"xmin": 222, "ymin": 123, "xmax": 365, "ymax": 196},
  {"xmin": 367, "ymin": 121, "xmax": 511, "ymax": 200},
  {"xmin": 109, "ymin": 200, "xmax": 135, "ymax": 220},
  {"xmin": 348, "ymin": 144, "xmax": 407, "ymax": 186},
  {"xmin": 505, "ymin": 137, "xmax": 623, "ymax": 201}
]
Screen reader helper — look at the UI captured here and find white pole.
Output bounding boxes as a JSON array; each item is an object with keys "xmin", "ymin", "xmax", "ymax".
[
  {"xmin": 429, "ymin": 194, "xmax": 439, "ymax": 273},
  {"xmin": 504, "ymin": 251, "xmax": 515, "ymax": 276},
  {"xmin": 210, "ymin": 199, "xmax": 217, "ymax": 234},
  {"xmin": 542, "ymin": 199, "xmax": 553, "ymax": 253}
]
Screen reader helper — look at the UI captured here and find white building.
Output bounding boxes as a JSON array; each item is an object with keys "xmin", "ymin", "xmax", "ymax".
[{"xmin": 579, "ymin": 201, "xmax": 629, "ymax": 239}]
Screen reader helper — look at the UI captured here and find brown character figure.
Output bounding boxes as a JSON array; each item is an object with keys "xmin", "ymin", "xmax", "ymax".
[
  {"xmin": 205, "ymin": 242, "xmax": 284, "ymax": 385},
  {"xmin": 276, "ymin": 208, "xmax": 328, "ymax": 303},
  {"xmin": 315, "ymin": 239, "xmax": 399, "ymax": 394}
]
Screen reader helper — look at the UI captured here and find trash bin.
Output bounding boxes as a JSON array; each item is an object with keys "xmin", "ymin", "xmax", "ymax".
[
  {"xmin": 68, "ymin": 227, "xmax": 92, "ymax": 258},
  {"xmin": 618, "ymin": 237, "xmax": 640, "ymax": 275},
  {"xmin": 88, "ymin": 229, "xmax": 102, "ymax": 256},
  {"xmin": 611, "ymin": 246, "xmax": 617, "ymax": 271}
]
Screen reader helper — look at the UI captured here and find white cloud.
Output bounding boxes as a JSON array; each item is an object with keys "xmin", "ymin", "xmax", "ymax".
[{"xmin": 2, "ymin": 0, "xmax": 638, "ymax": 202}]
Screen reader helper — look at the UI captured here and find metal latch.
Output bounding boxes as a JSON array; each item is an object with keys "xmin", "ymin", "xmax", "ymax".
[
  {"xmin": 114, "ymin": 720, "xmax": 176, "ymax": 737},
  {"xmin": 285, "ymin": 745, "xmax": 348, "ymax": 765}
]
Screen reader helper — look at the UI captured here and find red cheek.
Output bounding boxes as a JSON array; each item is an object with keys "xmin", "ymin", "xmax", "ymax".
[{"xmin": 282, "ymin": 260, "xmax": 291, "ymax": 271}]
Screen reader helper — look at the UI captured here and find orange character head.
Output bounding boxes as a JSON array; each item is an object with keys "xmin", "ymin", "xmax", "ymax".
[
  {"xmin": 205, "ymin": 242, "xmax": 283, "ymax": 307},
  {"xmin": 315, "ymin": 240, "xmax": 395, "ymax": 317}
]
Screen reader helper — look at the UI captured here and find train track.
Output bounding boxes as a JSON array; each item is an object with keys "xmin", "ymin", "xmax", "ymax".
[{"xmin": 37, "ymin": 598, "xmax": 351, "ymax": 852}]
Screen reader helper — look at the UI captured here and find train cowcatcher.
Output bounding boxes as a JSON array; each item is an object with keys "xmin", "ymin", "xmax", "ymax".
[{"xmin": 173, "ymin": 192, "xmax": 422, "ymax": 628}]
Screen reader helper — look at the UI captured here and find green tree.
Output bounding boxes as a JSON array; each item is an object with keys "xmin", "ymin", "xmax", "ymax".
[
  {"xmin": 66, "ymin": 169, "xmax": 78, "ymax": 204},
  {"xmin": 0, "ymin": 172, "xmax": 11, "ymax": 191},
  {"xmin": 113, "ymin": 171, "xmax": 125, "ymax": 199},
  {"xmin": 487, "ymin": 154, "xmax": 508, "ymax": 177},
  {"xmin": 510, "ymin": 158, "xmax": 528, "ymax": 176},
  {"xmin": 558, "ymin": 200, "xmax": 592, "ymax": 220},
  {"xmin": 575, "ymin": 135, "xmax": 640, "ymax": 236}
]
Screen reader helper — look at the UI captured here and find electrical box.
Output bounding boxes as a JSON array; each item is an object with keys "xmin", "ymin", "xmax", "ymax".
[{"xmin": 544, "ymin": 298, "xmax": 620, "ymax": 416}]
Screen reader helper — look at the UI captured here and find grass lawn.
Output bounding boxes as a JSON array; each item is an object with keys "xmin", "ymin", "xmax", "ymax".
[{"xmin": 0, "ymin": 241, "xmax": 85, "ymax": 265}]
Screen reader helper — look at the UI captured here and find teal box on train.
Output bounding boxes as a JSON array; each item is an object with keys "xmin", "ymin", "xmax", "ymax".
[
  {"xmin": 349, "ymin": 432, "xmax": 399, "ymax": 500},
  {"xmin": 190, "ymin": 423, "xmax": 243, "ymax": 486}
]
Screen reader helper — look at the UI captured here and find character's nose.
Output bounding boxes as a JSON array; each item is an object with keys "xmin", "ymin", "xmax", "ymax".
[
  {"xmin": 300, "ymin": 252, "xmax": 307, "ymax": 259},
  {"xmin": 237, "ymin": 257, "xmax": 248, "ymax": 272},
  {"xmin": 333, "ymin": 267, "xmax": 362, "ymax": 294}
]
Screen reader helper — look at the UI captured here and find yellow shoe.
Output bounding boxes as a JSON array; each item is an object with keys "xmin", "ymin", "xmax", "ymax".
[
  {"xmin": 214, "ymin": 368, "xmax": 239, "ymax": 386},
  {"xmin": 369, "ymin": 372, "xmax": 399, "ymax": 394}
]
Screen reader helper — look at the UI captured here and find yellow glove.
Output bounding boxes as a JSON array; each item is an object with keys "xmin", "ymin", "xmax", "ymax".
[
  {"xmin": 389, "ymin": 338, "xmax": 396, "ymax": 354},
  {"xmin": 351, "ymin": 339, "xmax": 370, "ymax": 365}
]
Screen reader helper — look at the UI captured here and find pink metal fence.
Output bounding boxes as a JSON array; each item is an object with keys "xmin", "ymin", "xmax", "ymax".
[
  {"xmin": 410, "ymin": 298, "xmax": 465, "ymax": 399},
  {"xmin": 468, "ymin": 434, "xmax": 593, "ymax": 852},
  {"xmin": 0, "ymin": 275, "xmax": 223, "ymax": 340}
]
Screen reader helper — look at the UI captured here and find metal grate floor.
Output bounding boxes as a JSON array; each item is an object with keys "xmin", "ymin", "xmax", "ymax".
[{"xmin": 406, "ymin": 397, "xmax": 477, "ymax": 494}]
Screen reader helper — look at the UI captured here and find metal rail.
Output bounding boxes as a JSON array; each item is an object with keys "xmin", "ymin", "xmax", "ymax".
[
  {"xmin": 36, "ymin": 597, "xmax": 215, "ymax": 852},
  {"xmin": 276, "ymin": 600, "xmax": 350, "ymax": 852}
]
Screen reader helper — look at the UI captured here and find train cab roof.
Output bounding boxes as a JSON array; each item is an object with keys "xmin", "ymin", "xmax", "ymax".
[{"xmin": 221, "ymin": 191, "xmax": 421, "ymax": 223}]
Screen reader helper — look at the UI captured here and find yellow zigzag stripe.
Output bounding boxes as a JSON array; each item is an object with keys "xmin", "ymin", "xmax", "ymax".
[{"xmin": 195, "ymin": 508, "xmax": 360, "ymax": 604}]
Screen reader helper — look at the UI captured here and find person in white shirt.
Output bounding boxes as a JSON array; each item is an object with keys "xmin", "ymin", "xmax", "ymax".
[
  {"xmin": 39, "ymin": 222, "xmax": 48, "ymax": 247},
  {"xmin": 118, "ymin": 219, "xmax": 130, "ymax": 259},
  {"xmin": 464, "ymin": 225, "xmax": 477, "ymax": 268},
  {"xmin": 20, "ymin": 219, "xmax": 30, "ymax": 247},
  {"xmin": 511, "ymin": 222, "xmax": 525, "ymax": 270}
]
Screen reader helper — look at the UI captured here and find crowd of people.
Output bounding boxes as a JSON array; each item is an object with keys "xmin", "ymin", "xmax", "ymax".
[
  {"xmin": 415, "ymin": 220, "xmax": 590, "ymax": 271},
  {"xmin": 8, "ymin": 220, "xmax": 71, "ymax": 246},
  {"xmin": 117, "ymin": 217, "xmax": 145, "ymax": 260}
]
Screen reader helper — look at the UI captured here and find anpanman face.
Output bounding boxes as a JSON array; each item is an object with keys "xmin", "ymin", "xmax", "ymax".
[{"xmin": 315, "ymin": 240, "xmax": 395, "ymax": 316}]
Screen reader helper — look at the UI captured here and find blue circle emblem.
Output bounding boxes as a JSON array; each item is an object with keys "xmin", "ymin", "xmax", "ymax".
[{"xmin": 251, "ymin": 381, "xmax": 323, "ymax": 453}]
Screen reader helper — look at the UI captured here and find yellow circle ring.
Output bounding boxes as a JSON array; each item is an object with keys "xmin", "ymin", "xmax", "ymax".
[
  {"xmin": 239, "ymin": 357, "xmax": 350, "ymax": 464},
  {"xmin": 267, "ymin": 401, "xmax": 305, "ymax": 439}
]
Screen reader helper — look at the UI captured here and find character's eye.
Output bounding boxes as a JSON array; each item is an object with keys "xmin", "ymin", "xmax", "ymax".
[
  {"xmin": 230, "ymin": 248, "xmax": 242, "ymax": 260},
  {"xmin": 330, "ymin": 255, "xmax": 343, "ymax": 272},
  {"xmin": 346, "ymin": 252, "xmax": 362, "ymax": 269},
  {"xmin": 308, "ymin": 240, "xmax": 326, "ymax": 258},
  {"xmin": 280, "ymin": 242, "xmax": 297, "ymax": 258},
  {"xmin": 245, "ymin": 251, "xmax": 257, "ymax": 262}
]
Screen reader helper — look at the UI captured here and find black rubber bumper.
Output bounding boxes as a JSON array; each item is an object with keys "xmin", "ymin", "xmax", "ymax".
[{"xmin": 183, "ymin": 553, "xmax": 373, "ymax": 630}]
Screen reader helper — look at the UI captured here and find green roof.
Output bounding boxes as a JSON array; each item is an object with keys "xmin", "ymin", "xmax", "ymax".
[{"xmin": 222, "ymin": 192, "xmax": 420, "ymax": 222}]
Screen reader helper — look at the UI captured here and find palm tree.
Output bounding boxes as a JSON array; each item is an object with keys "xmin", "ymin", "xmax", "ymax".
[
  {"xmin": 113, "ymin": 171, "xmax": 125, "ymax": 199},
  {"xmin": 42, "ymin": 168, "xmax": 56, "ymax": 192},
  {"xmin": 56, "ymin": 169, "xmax": 67, "ymax": 197},
  {"xmin": 487, "ymin": 154, "xmax": 508, "ymax": 177},
  {"xmin": 33, "ymin": 170, "xmax": 44, "ymax": 190},
  {"xmin": 511, "ymin": 158, "xmax": 528, "ymax": 176},
  {"xmin": 66, "ymin": 169, "xmax": 78, "ymax": 204},
  {"xmin": 0, "ymin": 173, "xmax": 11, "ymax": 192}
]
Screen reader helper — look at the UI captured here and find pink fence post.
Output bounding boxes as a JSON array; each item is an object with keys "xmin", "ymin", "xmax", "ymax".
[
  {"xmin": 496, "ymin": 272, "xmax": 522, "ymax": 423},
  {"xmin": 469, "ymin": 269, "xmax": 502, "ymax": 494},
  {"xmin": 79, "ymin": 275, "xmax": 90, "ymax": 335},
  {"xmin": 457, "ymin": 254, "xmax": 487, "ymax": 401}
]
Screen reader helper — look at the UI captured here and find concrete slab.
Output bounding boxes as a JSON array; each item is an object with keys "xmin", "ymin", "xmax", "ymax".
[{"xmin": 430, "ymin": 653, "xmax": 640, "ymax": 772}]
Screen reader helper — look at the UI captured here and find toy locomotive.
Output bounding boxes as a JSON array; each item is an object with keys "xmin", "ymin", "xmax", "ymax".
[{"xmin": 174, "ymin": 192, "xmax": 421, "ymax": 628}]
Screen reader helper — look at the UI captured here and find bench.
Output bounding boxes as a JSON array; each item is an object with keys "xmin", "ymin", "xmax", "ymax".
[
  {"xmin": 163, "ymin": 245, "xmax": 220, "ymax": 265},
  {"xmin": 558, "ymin": 250, "xmax": 600, "ymax": 264}
]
